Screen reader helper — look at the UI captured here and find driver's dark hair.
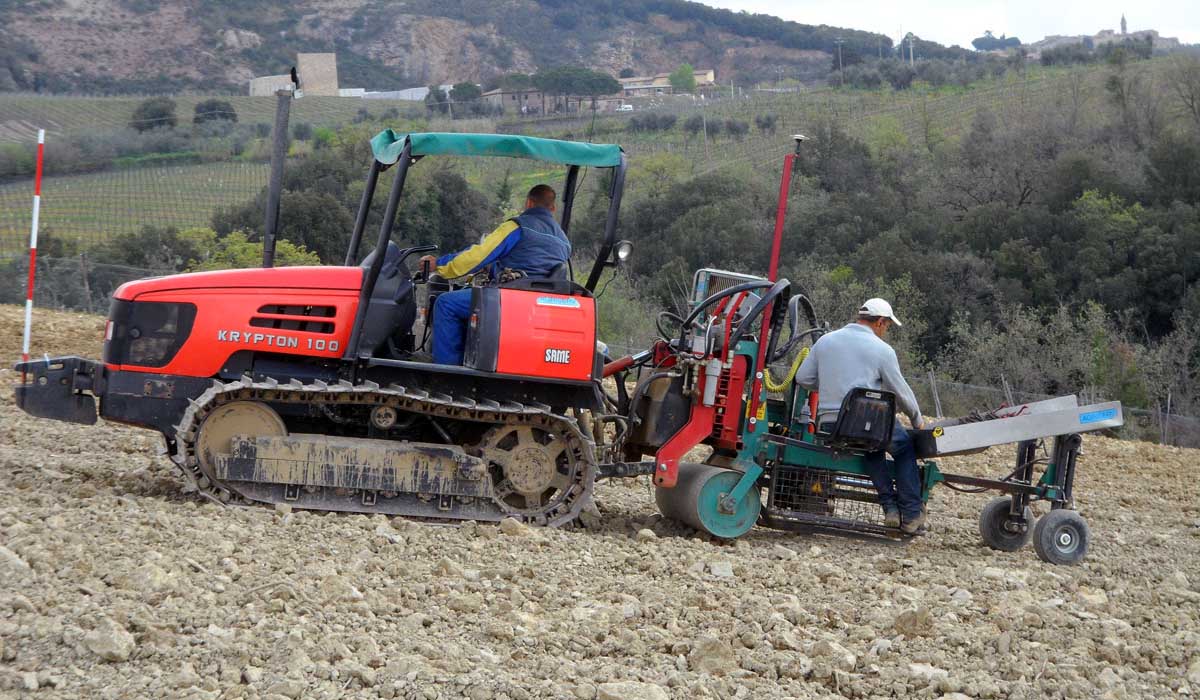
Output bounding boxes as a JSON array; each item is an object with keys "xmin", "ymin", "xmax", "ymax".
[{"xmin": 527, "ymin": 184, "xmax": 556, "ymax": 208}]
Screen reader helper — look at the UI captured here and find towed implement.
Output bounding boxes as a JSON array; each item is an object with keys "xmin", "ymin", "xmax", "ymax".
[{"xmin": 16, "ymin": 132, "xmax": 1122, "ymax": 563}]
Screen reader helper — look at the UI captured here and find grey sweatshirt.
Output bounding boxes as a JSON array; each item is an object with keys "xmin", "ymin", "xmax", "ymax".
[{"xmin": 794, "ymin": 322, "xmax": 922, "ymax": 426}]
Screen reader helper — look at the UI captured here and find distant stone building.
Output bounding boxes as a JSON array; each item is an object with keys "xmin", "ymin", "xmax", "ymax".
[
  {"xmin": 1025, "ymin": 26, "xmax": 1180, "ymax": 57},
  {"xmin": 482, "ymin": 87, "xmax": 544, "ymax": 114},
  {"xmin": 248, "ymin": 53, "xmax": 343, "ymax": 96},
  {"xmin": 618, "ymin": 68, "xmax": 716, "ymax": 97},
  {"xmin": 249, "ymin": 74, "xmax": 293, "ymax": 96},
  {"xmin": 297, "ymin": 53, "xmax": 339, "ymax": 96},
  {"xmin": 1121, "ymin": 14, "xmax": 1127, "ymax": 35}
]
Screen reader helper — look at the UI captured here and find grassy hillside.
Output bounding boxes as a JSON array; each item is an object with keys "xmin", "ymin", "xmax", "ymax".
[
  {"xmin": 0, "ymin": 94, "xmax": 422, "ymax": 143},
  {"xmin": 0, "ymin": 0, "xmax": 891, "ymax": 95},
  {"xmin": 511, "ymin": 61, "xmax": 1146, "ymax": 177}
]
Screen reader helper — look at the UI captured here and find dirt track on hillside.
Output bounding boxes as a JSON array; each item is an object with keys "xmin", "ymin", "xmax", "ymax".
[{"xmin": 2, "ymin": 305, "xmax": 1199, "ymax": 699}]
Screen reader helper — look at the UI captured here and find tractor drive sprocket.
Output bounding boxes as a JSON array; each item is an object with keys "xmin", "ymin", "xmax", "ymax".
[
  {"xmin": 480, "ymin": 423, "xmax": 583, "ymax": 518},
  {"xmin": 168, "ymin": 376, "xmax": 596, "ymax": 526}
]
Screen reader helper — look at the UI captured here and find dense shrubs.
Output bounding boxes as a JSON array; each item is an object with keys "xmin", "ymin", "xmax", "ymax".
[
  {"xmin": 193, "ymin": 99, "xmax": 237, "ymax": 125},
  {"xmin": 129, "ymin": 97, "xmax": 177, "ymax": 132},
  {"xmin": 626, "ymin": 113, "xmax": 676, "ymax": 132}
]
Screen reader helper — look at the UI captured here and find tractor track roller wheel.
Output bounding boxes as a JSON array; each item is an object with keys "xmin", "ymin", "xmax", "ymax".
[
  {"xmin": 979, "ymin": 497, "xmax": 1033, "ymax": 552},
  {"xmin": 195, "ymin": 401, "xmax": 287, "ymax": 478},
  {"xmin": 655, "ymin": 463, "xmax": 760, "ymax": 539},
  {"xmin": 1033, "ymin": 508, "xmax": 1089, "ymax": 565}
]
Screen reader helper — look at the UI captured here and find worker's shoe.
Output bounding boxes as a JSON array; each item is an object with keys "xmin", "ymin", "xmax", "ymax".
[
  {"xmin": 883, "ymin": 509, "xmax": 901, "ymax": 529},
  {"xmin": 901, "ymin": 510, "xmax": 927, "ymax": 535}
]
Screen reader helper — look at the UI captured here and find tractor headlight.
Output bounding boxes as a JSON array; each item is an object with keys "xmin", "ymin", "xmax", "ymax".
[{"xmin": 615, "ymin": 240, "xmax": 633, "ymax": 264}]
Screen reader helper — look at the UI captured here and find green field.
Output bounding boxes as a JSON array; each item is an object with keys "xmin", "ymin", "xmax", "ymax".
[
  {"xmin": 0, "ymin": 161, "xmax": 268, "ymax": 255},
  {"xmin": 0, "ymin": 94, "xmax": 426, "ymax": 143}
]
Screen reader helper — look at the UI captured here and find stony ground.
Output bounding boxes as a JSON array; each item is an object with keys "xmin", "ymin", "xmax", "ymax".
[{"xmin": 2, "ymin": 305, "xmax": 1199, "ymax": 699}]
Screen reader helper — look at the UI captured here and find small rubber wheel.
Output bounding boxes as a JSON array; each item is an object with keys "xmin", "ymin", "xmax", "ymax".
[
  {"xmin": 979, "ymin": 497, "xmax": 1033, "ymax": 552},
  {"xmin": 1032, "ymin": 509, "xmax": 1089, "ymax": 565}
]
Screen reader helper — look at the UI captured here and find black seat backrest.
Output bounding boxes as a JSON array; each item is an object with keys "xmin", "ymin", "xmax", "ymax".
[
  {"xmin": 498, "ymin": 262, "xmax": 591, "ymax": 297},
  {"xmin": 826, "ymin": 387, "xmax": 895, "ymax": 453}
]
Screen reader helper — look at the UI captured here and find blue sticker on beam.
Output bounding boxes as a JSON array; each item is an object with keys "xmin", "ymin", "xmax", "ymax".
[{"xmin": 1078, "ymin": 407, "xmax": 1117, "ymax": 424}]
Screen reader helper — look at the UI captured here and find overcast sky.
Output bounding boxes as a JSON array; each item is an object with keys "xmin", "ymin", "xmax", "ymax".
[{"xmin": 701, "ymin": 0, "xmax": 1199, "ymax": 48}]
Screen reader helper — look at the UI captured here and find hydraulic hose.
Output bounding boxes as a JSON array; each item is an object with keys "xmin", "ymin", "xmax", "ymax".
[
  {"xmin": 729, "ymin": 279, "xmax": 791, "ymax": 355},
  {"xmin": 771, "ymin": 293, "xmax": 819, "ymax": 363},
  {"xmin": 676, "ymin": 280, "xmax": 774, "ymax": 352},
  {"xmin": 764, "ymin": 347, "xmax": 809, "ymax": 393}
]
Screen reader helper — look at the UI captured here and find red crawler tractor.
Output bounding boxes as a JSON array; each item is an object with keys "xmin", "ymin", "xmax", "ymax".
[{"xmin": 17, "ymin": 132, "xmax": 627, "ymax": 526}]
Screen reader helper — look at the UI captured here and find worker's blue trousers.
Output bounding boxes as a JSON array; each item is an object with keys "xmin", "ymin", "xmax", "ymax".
[
  {"xmin": 864, "ymin": 419, "xmax": 923, "ymax": 519},
  {"xmin": 432, "ymin": 289, "xmax": 473, "ymax": 365}
]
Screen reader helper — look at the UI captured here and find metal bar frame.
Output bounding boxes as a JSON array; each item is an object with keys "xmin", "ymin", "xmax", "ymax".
[
  {"xmin": 343, "ymin": 142, "xmax": 413, "ymax": 360},
  {"xmin": 1011, "ymin": 439, "xmax": 1037, "ymax": 518},
  {"xmin": 584, "ymin": 153, "xmax": 626, "ymax": 291},
  {"xmin": 560, "ymin": 165, "xmax": 580, "ymax": 234},
  {"xmin": 262, "ymin": 89, "xmax": 292, "ymax": 268},
  {"xmin": 344, "ymin": 160, "xmax": 382, "ymax": 265},
  {"xmin": 939, "ymin": 472, "xmax": 1047, "ymax": 497}
]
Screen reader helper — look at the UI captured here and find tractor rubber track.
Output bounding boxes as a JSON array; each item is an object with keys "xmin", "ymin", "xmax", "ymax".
[{"xmin": 168, "ymin": 375, "xmax": 596, "ymax": 527}]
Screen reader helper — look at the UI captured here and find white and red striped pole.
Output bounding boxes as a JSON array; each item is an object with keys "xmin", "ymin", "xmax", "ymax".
[{"xmin": 21, "ymin": 129, "xmax": 45, "ymax": 381}]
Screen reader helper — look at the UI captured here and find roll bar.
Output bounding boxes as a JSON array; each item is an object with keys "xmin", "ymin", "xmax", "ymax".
[
  {"xmin": 341, "ymin": 142, "xmax": 627, "ymax": 361},
  {"xmin": 343, "ymin": 141, "xmax": 413, "ymax": 360},
  {"xmin": 585, "ymin": 153, "xmax": 627, "ymax": 291}
]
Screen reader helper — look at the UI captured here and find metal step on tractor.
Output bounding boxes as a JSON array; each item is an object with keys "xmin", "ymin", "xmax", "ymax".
[{"xmin": 15, "ymin": 131, "xmax": 1124, "ymax": 564}]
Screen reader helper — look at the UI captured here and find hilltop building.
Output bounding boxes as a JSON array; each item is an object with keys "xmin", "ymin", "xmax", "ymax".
[
  {"xmin": 618, "ymin": 68, "xmax": 716, "ymax": 97},
  {"xmin": 482, "ymin": 87, "xmax": 545, "ymax": 114},
  {"xmin": 1025, "ymin": 24, "xmax": 1181, "ymax": 56},
  {"xmin": 249, "ymin": 53, "xmax": 360, "ymax": 96}
]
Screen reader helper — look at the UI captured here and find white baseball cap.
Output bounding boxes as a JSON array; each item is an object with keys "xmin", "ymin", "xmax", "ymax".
[{"xmin": 859, "ymin": 298, "xmax": 902, "ymax": 327}]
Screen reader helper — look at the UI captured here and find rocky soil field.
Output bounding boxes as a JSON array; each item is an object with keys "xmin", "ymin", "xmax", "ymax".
[{"xmin": 2, "ymin": 305, "xmax": 1199, "ymax": 699}]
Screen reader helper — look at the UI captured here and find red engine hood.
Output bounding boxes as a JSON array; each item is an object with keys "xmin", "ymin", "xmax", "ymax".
[{"xmin": 114, "ymin": 266, "xmax": 365, "ymax": 299}]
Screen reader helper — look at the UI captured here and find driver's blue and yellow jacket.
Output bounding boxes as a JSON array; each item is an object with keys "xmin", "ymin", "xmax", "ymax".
[{"xmin": 434, "ymin": 206, "xmax": 571, "ymax": 280}]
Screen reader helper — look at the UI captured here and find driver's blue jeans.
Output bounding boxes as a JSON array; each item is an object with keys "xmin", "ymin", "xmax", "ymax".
[
  {"xmin": 432, "ymin": 289, "xmax": 473, "ymax": 365},
  {"xmin": 864, "ymin": 419, "xmax": 923, "ymax": 520}
]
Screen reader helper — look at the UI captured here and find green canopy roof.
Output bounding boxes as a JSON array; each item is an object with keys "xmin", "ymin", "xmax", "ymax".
[{"xmin": 370, "ymin": 130, "xmax": 623, "ymax": 168}]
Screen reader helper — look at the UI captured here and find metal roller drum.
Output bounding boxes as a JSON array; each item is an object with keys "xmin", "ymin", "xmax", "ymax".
[{"xmin": 655, "ymin": 463, "xmax": 761, "ymax": 538}]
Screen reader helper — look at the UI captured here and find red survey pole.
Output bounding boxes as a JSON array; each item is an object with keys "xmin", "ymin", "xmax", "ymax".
[
  {"xmin": 766, "ymin": 153, "xmax": 795, "ymax": 282},
  {"xmin": 21, "ymin": 128, "xmax": 45, "ymax": 381},
  {"xmin": 745, "ymin": 151, "xmax": 796, "ymax": 429}
]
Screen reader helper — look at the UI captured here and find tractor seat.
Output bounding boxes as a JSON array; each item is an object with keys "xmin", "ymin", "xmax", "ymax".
[{"xmin": 819, "ymin": 388, "xmax": 896, "ymax": 454}]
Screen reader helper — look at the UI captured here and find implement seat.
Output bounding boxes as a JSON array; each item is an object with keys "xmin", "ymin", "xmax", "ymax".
[{"xmin": 819, "ymin": 387, "xmax": 896, "ymax": 454}]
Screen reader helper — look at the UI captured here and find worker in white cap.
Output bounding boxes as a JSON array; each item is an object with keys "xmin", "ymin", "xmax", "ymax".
[{"xmin": 794, "ymin": 297, "xmax": 926, "ymax": 533}]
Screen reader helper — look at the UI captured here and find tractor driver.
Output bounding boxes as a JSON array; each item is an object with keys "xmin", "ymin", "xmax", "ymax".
[
  {"xmin": 794, "ymin": 298, "xmax": 927, "ymax": 534},
  {"xmin": 419, "ymin": 184, "xmax": 571, "ymax": 365}
]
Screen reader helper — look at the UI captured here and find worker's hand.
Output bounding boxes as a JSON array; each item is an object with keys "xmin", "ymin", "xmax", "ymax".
[
  {"xmin": 418, "ymin": 255, "xmax": 437, "ymax": 278},
  {"xmin": 913, "ymin": 416, "xmax": 926, "ymax": 431}
]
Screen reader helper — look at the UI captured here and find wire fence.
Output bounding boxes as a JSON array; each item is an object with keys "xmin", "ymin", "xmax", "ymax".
[
  {"xmin": 0, "ymin": 254, "xmax": 169, "ymax": 314},
  {"xmin": 0, "ymin": 93, "xmax": 431, "ymax": 256}
]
